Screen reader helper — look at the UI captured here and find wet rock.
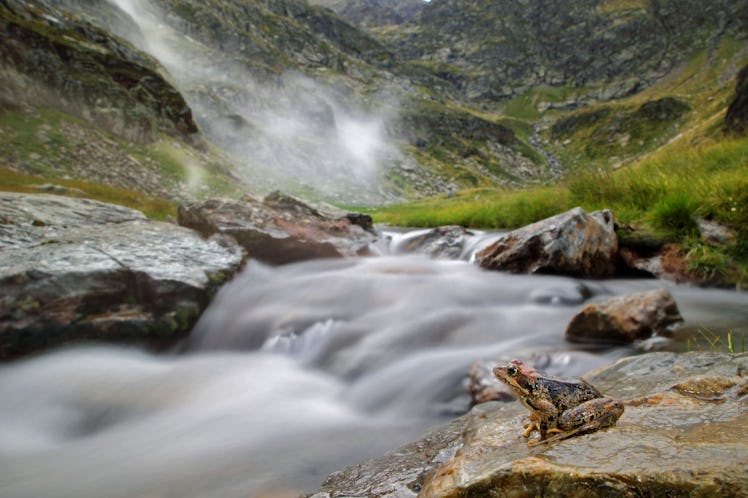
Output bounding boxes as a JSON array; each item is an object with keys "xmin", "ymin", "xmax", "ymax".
[
  {"xmin": 0, "ymin": 193, "xmax": 244, "ymax": 359},
  {"xmin": 177, "ymin": 192, "xmax": 378, "ymax": 265},
  {"xmin": 309, "ymin": 352, "xmax": 748, "ymax": 498},
  {"xmin": 528, "ymin": 282, "xmax": 592, "ymax": 305},
  {"xmin": 475, "ymin": 207, "xmax": 618, "ymax": 277},
  {"xmin": 619, "ymin": 242, "xmax": 737, "ymax": 287},
  {"xmin": 467, "ymin": 360, "xmax": 516, "ymax": 405},
  {"xmin": 565, "ymin": 288, "xmax": 684, "ymax": 345},
  {"xmin": 697, "ymin": 217, "xmax": 737, "ymax": 246},
  {"xmin": 398, "ymin": 226, "xmax": 475, "ymax": 259}
]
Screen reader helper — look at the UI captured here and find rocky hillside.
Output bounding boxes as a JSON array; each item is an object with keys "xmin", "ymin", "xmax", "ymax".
[
  {"xmin": 1, "ymin": 0, "xmax": 747, "ymax": 207},
  {"xmin": 377, "ymin": 0, "xmax": 748, "ymax": 103},
  {"xmin": 309, "ymin": 0, "xmax": 426, "ymax": 28},
  {"xmin": 0, "ymin": 0, "xmax": 196, "ymax": 143}
]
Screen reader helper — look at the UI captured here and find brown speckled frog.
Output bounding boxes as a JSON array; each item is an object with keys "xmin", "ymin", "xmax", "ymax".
[{"xmin": 493, "ymin": 359, "xmax": 624, "ymax": 446}]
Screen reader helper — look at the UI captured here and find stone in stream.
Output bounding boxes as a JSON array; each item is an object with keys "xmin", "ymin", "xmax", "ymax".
[
  {"xmin": 565, "ymin": 288, "xmax": 684, "ymax": 345},
  {"xmin": 178, "ymin": 191, "xmax": 377, "ymax": 265},
  {"xmin": 307, "ymin": 352, "xmax": 748, "ymax": 498},
  {"xmin": 475, "ymin": 207, "xmax": 618, "ymax": 278},
  {"xmin": 0, "ymin": 193, "xmax": 244, "ymax": 359},
  {"xmin": 397, "ymin": 226, "xmax": 476, "ymax": 259}
]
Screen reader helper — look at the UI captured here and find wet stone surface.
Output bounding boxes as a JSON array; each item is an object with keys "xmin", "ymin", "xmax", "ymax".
[
  {"xmin": 309, "ymin": 352, "xmax": 748, "ymax": 498},
  {"xmin": 0, "ymin": 193, "xmax": 244, "ymax": 359}
]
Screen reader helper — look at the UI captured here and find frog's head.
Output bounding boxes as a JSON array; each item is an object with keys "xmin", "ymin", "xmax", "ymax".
[{"xmin": 493, "ymin": 359, "xmax": 539, "ymax": 397}]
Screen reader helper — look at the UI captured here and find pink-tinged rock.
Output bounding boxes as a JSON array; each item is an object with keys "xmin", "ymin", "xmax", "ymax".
[
  {"xmin": 178, "ymin": 191, "xmax": 377, "ymax": 265},
  {"xmin": 475, "ymin": 207, "xmax": 618, "ymax": 278}
]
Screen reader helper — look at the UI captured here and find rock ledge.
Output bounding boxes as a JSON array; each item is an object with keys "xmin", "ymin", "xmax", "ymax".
[{"xmin": 309, "ymin": 352, "xmax": 748, "ymax": 498}]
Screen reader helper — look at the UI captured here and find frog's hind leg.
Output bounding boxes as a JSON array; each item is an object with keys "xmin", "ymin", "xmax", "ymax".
[{"xmin": 533, "ymin": 408, "xmax": 623, "ymax": 447}]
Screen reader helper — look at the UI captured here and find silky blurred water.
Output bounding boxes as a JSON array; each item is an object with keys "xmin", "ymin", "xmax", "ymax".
[{"xmin": 1, "ymin": 230, "xmax": 746, "ymax": 497}]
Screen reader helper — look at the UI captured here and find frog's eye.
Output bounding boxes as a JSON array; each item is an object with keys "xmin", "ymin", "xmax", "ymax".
[{"xmin": 506, "ymin": 365, "xmax": 518, "ymax": 377}]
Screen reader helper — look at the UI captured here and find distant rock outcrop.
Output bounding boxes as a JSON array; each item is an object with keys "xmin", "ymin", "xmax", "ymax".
[
  {"xmin": 178, "ymin": 192, "xmax": 377, "ymax": 265},
  {"xmin": 0, "ymin": 193, "xmax": 244, "ymax": 359},
  {"xmin": 475, "ymin": 207, "xmax": 618, "ymax": 278},
  {"xmin": 309, "ymin": 352, "xmax": 748, "ymax": 498},
  {"xmin": 0, "ymin": 0, "xmax": 197, "ymax": 143}
]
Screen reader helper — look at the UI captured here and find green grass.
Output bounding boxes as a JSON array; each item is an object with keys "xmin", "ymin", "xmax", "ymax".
[
  {"xmin": 368, "ymin": 134, "xmax": 748, "ymax": 285},
  {"xmin": 365, "ymin": 186, "xmax": 572, "ymax": 228},
  {"xmin": 372, "ymin": 135, "xmax": 748, "ymax": 232},
  {"xmin": 568, "ymin": 136, "xmax": 748, "ymax": 230},
  {"xmin": 686, "ymin": 327, "xmax": 746, "ymax": 353},
  {"xmin": 1, "ymin": 107, "xmax": 246, "ymax": 206}
]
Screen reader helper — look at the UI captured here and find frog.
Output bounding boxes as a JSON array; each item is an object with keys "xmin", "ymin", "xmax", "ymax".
[{"xmin": 493, "ymin": 359, "xmax": 624, "ymax": 446}]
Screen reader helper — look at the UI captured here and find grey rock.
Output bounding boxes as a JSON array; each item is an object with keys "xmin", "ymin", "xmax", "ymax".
[
  {"xmin": 565, "ymin": 288, "xmax": 684, "ymax": 345},
  {"xmin": 178, "ymin": 193, "xmax": 378, "ymax": 265},
  {"xmin": 698, "ymin": 217, "xmax": 737, "ymax": 246},
  {"xmin": 475, "ymin": 207, "xmax": 618, "ymax": 277},
  {"xmin": 398, "ymin": 226, "xmax": 475, "ymax": 259},
  {"xmin": 0, "ymin": 193, "xmax": 244, "ymax": 359},
  {"xmin": 310, "ymin": 352, "xmax": 748, "ymax": 498}
]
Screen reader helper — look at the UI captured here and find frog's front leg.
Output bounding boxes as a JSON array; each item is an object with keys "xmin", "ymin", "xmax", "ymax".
[
  {"xmin": 523, "ymin": 398, "xmax": 559, "ymax": 440},
  {"xmin": 523, "ymin": 413, "xmax": 540, "ymax": 437},
  {"xmin": 557, "ymin": 397, "xmax": 624, "ymax": 435}
]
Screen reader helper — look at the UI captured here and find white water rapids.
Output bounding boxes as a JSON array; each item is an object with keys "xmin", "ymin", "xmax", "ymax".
[{"xmin": 1, "ymin": 230, "xmax": 747, "ymax": 497}]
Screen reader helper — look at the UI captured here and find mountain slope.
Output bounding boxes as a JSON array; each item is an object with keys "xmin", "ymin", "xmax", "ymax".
[
  {"xmin": 1, "ymin": 0, "xmax": 747, "ymax": 209},
  {"xmin": 379, "ymin": 0, "xmax": 748, "ymax": 103}
]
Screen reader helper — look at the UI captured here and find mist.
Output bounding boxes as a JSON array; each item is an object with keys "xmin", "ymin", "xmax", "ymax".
[{"xmin": 104, "ymin": 0, "xmax": 402, "ymax": 204}]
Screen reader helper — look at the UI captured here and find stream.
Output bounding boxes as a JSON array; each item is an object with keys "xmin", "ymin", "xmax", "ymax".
[{"xmin": 1, "ymin": 229, "xmax": 747, "ymax": 497}]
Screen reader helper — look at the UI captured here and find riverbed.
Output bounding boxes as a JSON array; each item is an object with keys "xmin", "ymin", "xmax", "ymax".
[{"xmin": 1, "ymin": 229, "xmax": 746, "ymax": 497}]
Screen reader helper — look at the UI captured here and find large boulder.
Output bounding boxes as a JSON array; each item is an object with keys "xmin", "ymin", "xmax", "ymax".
[
  {"xmin": 0, "ymin": 193, "xmax": 244, "ymax": 359},
  {"xmin": 565, "ymin": 288, "xmax": 684, "ymax": 345},
  {"xmin": 475, "ymin": 207, "xmax": 618, "ymax": 277},
  {"xmin": 178, "ymin": 192, "xmax": 378, "ymax": 265},
  {"xmin": 308, "ymin": 352, "xmax": 748, "ymax": 498}
]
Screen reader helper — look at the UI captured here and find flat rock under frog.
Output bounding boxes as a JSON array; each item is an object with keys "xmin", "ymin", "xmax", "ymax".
[{"xmin": 493, "ymin": 359, "xmax": 624, "ymax": 446}]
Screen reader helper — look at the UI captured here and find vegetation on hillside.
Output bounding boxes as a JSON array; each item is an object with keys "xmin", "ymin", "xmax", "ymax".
[{"xmin": 367, "ymin": 131, "xmax": 748, "ymax": 286}]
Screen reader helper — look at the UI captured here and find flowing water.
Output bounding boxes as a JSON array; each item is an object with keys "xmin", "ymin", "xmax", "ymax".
[{"xmin": 1, "ymin": 230, "xmax": 747, "ymax": 497}]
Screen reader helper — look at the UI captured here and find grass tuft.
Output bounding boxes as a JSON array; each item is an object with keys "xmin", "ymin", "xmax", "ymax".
[{"xmin": 649, "ymin": 192, "xmax": 699, "ymax": 238}]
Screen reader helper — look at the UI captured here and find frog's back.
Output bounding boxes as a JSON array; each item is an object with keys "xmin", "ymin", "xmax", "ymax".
[{"xmin": 537, "ymin": 377, "xmax": 603, "ymax": 412}]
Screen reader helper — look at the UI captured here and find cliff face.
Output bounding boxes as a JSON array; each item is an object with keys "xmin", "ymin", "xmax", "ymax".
[
  {"xmin": 0, "ymin": 0, "xmax": 197, "ymax": 143},
  {"xmin": 380, "ymin": 0, "xmax": 748, "ymax": 101}
]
